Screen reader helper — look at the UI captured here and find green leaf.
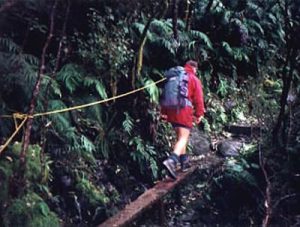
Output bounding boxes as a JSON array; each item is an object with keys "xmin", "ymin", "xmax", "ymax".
[
  {"xmin": 189, "ymin": 30, "xmax": 213, "ymax": 49},
  {"xmin": 39, "ymin": 203, "xmax": 49, "ymax": 216},
  {"xmin": 80, "ymin": 135, "xmax": 95, "ymax": 153},
  {"xmin": 57, "ymin": 64, "xmax": 84, "ymax": 93},
  {"xmin": 251, "ymin": 163, "xmax": 260, "ymax": 169},
  {"xmin": 83, "ymin": 77, "xmax": 107, "ymax": 99},
  {"xmin": 143, "ymin": 78, "xmax": 159, "ymax": 103},
  {"xmin": 247, "ymin": 19, "xmax": 264, "ymax": 35},
  {"xmin": 95, "ymin": 81, "xmax": 108, "ymax": 99},
  {"xmin": 122, "ymin": 112, "xmax": 134, "ymax": 135},
  {"xmin": 222, "ymin": 41, "xmax": 233, "ymax": 55}
]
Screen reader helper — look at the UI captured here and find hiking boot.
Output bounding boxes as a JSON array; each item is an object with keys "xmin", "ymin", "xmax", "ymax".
[
  {"xmin": 180, "ymin": 154, "xmax": 191, "ymax": 172},
  {"xmin": 163, "ymin": 157, "xmax": 177, "ymax": 180}
]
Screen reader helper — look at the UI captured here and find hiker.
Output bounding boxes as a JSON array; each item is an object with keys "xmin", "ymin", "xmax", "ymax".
[{"xmin": 160, "ymin": 60, "xmax": 205, "ymax": 179}]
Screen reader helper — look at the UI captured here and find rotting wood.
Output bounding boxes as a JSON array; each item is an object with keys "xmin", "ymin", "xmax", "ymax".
[{"xmin": 98, "ymin": 166, "xmax": 197, "ymax": 227}]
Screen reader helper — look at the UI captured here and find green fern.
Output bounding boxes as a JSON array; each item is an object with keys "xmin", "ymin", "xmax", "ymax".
[
  {"xmin": 80, "ymin": 135, "xmax": 95, "ymax": 153},
  {"xmin": 129, "ymin": 136, "xmax": 158, "ymax": 178},
  {"xmin": 246, "ymin": 19, "xmax": 265, "ymax": 35},
  {"xmin": 57, "ymin": 64, "xmax": 84, "ymax": 93},
  {"xmin": 143, "ymin": 78, "xmax": 160, "ymax": 103},
  {"xmin": 83, "ymin": 77, "xmax": 107, "ymax": 99},
  {"xmin": 40, "ymin": 75, "xmax": 62, "ymax": 98},
  {"xmin": 132, "ymin": 22, "xmax": 146, "ymax": 36},
  {"xmin": 94, "ymin": 111, "xmax": 117, "ymax": 159},
  {"xmin": 0, "ymin": 37, "xmax": 21, "ymax": 53},
  {"xmin": 222, "ymin": 42, "xmax": 249, "ymax": 62},
  {"xmin": 161, "ymin": 39, "xmax": 176, "ymax": 55},
  {"xmin": 149, "ymin": 19, "xmax": 173, "ymax": 37},
  {"xmin": 0, "ymin": 38, "xmax": 39, "ymax": 89},
  {"xmin": 189, "ymin": 30, "xmax": 213, "ymax": 49},
  {"xmin": 47, "ymin": 100, "xmax": 77, "ymax": 145},
  {"xmin": 134, "ymin": 19, "xmax": 177, "ymax": 56},
  {"xmin": 122, "ymin": 112, "xmax": 134, "ymax": 135}
]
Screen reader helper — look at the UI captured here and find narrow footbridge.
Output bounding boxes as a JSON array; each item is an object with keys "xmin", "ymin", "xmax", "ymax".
[{"xmin": 98, "ymin": 164, "xmax": 203, "ymax": 227}]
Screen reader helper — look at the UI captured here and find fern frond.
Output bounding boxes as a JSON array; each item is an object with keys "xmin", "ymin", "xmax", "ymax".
[
  {"xmin": 150, "ymin": 19, "xmax": 173, "ymax": 36},
  {"xmin": 143, "ymin": 78, "xmax": 159, "ymax": 103},
  {"xmin": 189, "ymin": 30, "xmax": 213, "ymax": 49},
  {"xmin": 222, "ymin": 41, "xmax": 234, "ymax": 56},
  {"xmin": 122, "ymin": 112, "xmax": 134, "ymax": 135},
  {"xmin": 83, "ymin": 77, "xmax": 107, "ymax": 99},
  {"xmin": 48, "ymin": 100, "xmax": 72, "ymax": 132},
  {"xmin": 0, "ymin": 38, "xmax": 21, "ymax": 53},
  {"xmin": 22, "ymin": 53, "xmax": 40, "ymax": 66},
  {"xmin": 80, "ymin": 135, "xmax": 95, "ymax": 153},
  {"xmin": 246, "ymin": 19, "xmax": 264, "ymax": 35},
  {"xmin": 266, "ymin": 13, "xmax": 278, "ymax": 24},
  {"xmin": 57, "ymin": 64, "xmax": 84, "ymax": 93},
  {"xmin": 0, "ymin": 38, "xmax": 39, "ymax": 88},
  {"xmin": 177, "ymin": 19, "xmax": 185, "ymax": 30},
  {"xmin": 161, "ymin": 39, "xmax": 176, "ymax": 55},
  {"xmin": 222, "ymin": 42, "xmax": 249, "ymax": 62},
  {"xmin": 132, "ymin": 22, "xmax": 145, "ymax": 35},
  {"xmin": 95, "ymin": 81, "xmax": 107, "ymax": 99},
  {"xmin": 41, "ymin": 75, "xmax": 62, "ymax": 98}
]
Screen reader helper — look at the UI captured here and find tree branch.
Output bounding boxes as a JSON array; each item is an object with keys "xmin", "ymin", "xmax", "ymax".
[
  {"xmin": 19, "ymin": 0, "xmax": 59, "ymax": 179},
  {"xmin": 131, "ymin": 0, "xmax": 169, "ymax": 87},
  {"xmin": 41, "ymin": 0, "xmax": 71, "ymax": 151},
  {"xmin": 172, "ymin": 0, "xmax": 178, "ymax": 40},
  {"xmin": 273, "ymin": 193, "xmax": 297, "ymax": 210},
  {"xmin": 259, "ymin": 141, "xmax": 272, "ymax": 227},
  {"xmin": 272, "ymin": 1, "xmax": 298, "ymax": 145},
  {"xmin": 185, "ymin": 0, "xmax": 195, "ymax": 31}
]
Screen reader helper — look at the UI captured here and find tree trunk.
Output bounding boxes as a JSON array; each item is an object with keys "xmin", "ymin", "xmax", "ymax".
[
  {"xmin": 41, "ymin": 0, "xmax": 71, "ymax": 152},
  {"xmin": 185, "ymin": 0, "xmax": 195, "ymax": 31},
  {"xmin": 132, "ymin": 0, "xmax": 169, "ymax": 87},
  {"xmin": 19, "ymin": 0, "xmax": 58, "ymax": 182},
  {"xmin": 172, "ymin": 0, "xmax": 178, "ymax": 40}
]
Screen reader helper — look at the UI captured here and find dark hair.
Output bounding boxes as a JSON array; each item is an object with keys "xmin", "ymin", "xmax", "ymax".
[{"xmin": 185, "ymin": 60, "xmax": 198, "ymax": 68}]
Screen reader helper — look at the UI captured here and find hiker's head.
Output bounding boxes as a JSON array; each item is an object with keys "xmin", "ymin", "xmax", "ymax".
[{"xmin": 185, "ymin": 60, "xmax": 198, "ymax": 73}]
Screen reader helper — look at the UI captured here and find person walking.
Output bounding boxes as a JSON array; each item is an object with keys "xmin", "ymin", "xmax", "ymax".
[{"xmin": 161, "ymin": 60, "xmax": 205, "ymax": 179}]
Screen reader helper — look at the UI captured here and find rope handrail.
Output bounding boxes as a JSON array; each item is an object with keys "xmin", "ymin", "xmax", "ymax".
[{"xmin": 0, "ymin": 77, "xmax": 166, "ymax": 154}]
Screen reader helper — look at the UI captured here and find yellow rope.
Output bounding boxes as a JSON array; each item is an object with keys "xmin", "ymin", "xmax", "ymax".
[
  {"xmin": 33, "ymin": 77, "xmax": 165, "ymax": 117},
  {"xmin": 0, "ymin": 77, "xmax": 165, "ymax": 153},
  {"xmin": 0, "ymin": 116, "xmax": 28, "ymax": 155}
]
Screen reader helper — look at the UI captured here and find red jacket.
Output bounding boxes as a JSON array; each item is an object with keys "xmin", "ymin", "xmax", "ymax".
[{"xmin": 161, "ymin": 64, "xmax": 205, "ymax": 128}]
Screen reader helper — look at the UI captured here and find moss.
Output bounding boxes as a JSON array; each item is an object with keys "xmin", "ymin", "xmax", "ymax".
[
  {"xmin": 3, "ymin": 192, "xmax": 60, "ymax": 227},
  {"xmin": 0, "ymin": 160, "xmax": 13, "ymax": 204},
  {"xmin": 6, "ymin": 142, "xmax": 43, "ymax": 182},
  {"xmin": 75, "ymin": 177, "xmax": 110, "ymax": 207},
  {"xmin": 25, "ymin": 144, "xmax": 42, "ymax": 181},
  {"xmin": 0, "ymin": 142, "xmax": 55, "ymax": 224}
]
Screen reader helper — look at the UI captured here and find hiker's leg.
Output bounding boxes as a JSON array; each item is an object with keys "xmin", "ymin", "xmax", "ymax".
[
  {"xmin": 173, "ymin": 127, "xmax": 190, "ymax": 156},
  {"xmin": 163, "ymin": 126, "xmax": 190, "ymax": 179}
]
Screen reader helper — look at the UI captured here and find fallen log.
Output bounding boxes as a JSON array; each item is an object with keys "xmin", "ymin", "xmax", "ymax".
[{"xmin": 98, "ymin": 165, "xmax": 198, "ymax": 227}]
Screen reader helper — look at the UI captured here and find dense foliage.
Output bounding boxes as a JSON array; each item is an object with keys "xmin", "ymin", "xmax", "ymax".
[{"xmin": 0, "ymin": 0, "xmax": 299, "ymax": 226}]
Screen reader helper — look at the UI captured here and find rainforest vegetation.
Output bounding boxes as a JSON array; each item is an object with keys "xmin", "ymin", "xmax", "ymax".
[{"xmin": 0, "ymin": 0, "xmax": 299, "ymax": 226}]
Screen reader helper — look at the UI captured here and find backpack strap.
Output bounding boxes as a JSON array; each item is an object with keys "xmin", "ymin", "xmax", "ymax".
[{"xmin": 179, "ymin": 70, "xmax": 192, "ymax": 108}]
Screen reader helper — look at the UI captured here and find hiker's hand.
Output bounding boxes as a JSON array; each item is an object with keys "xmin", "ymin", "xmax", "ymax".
[
  {"xmin": 160, "ymin": 114, "xmax": 168, "ymax": 121},
  {"xmin": 195, "ymin": 116, "xmax": 203, "ymax": 124}
]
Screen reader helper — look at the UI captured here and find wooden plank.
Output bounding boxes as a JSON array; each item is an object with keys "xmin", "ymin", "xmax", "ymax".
[{"xmin": 98, "ymin": 165, "xmax": 197, "ymax": 227}]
